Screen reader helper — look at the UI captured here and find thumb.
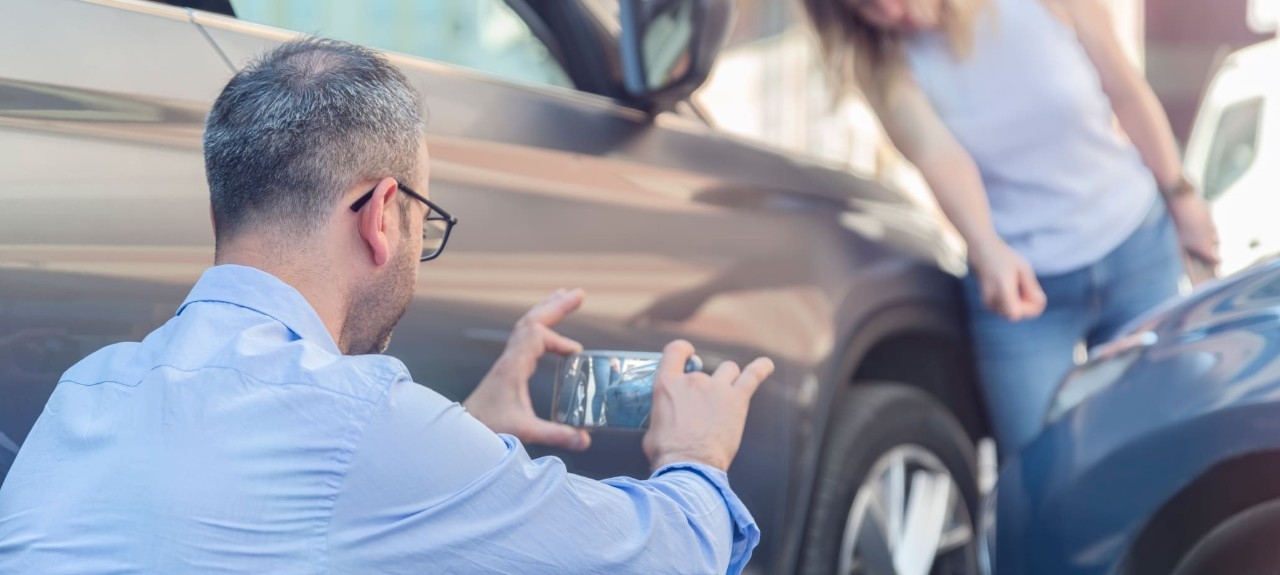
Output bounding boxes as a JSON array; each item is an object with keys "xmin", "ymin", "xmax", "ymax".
[{"xmin": 522, "ymin": 418, "xmax": 592, "ymax": 451}]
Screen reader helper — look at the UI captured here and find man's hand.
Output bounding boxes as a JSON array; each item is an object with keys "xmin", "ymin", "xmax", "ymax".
[
  {"xmin": 1167, "ymin": 193, "xmax": 1221, "ymax": 274},
  {"xmin": 464, "ymin": 288, "xmax": 592, "ymax": 451},
  {"xmin": 643, "ymin": 340, "xmax": 774, "ymax": 473},
  {"xmin": 970, "ymin": 239, "xmax": 1047, "ymax": 322}
]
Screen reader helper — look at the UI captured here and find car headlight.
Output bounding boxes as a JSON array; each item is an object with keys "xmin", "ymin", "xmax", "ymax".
[
  {"xmin": 1045, "ymin": 331, "xmax": 1156, "ymax": 424},
  {"xmin": 978, "ymin": 488, "xmax": 997, "ymax": 575}
]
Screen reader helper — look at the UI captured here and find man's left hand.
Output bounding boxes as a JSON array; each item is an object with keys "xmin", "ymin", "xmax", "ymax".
[{"xmin": 463, "ymin": 288, "xmax": 592, "ymax": 451}]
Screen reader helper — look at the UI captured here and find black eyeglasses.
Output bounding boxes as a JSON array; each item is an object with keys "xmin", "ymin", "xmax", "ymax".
[{"xmin": 350, "ymin": 182, "xmax": 458, "ymax": 262}]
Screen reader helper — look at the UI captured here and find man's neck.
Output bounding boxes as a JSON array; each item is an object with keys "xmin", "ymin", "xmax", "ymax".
[{"xmin": 215, "ymin": 245, "xmax": 350, "ymax": 352}]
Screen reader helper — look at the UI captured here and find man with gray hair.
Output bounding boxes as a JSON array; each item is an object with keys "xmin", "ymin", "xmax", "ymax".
[{"xmin": 0, "ymin": 38, "xmax": 773, "ymax": 574}]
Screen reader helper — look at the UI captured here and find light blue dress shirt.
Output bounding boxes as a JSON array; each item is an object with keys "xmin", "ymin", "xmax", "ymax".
[{"xmin": 0, "ymin": 265, "xmax": 759, "ymax": 574}]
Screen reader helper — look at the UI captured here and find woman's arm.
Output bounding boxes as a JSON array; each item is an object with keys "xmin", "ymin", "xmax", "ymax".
[
  {"xmin": 877, "ymin": 77, "xmax": 1046, "ymax": 320},
  {"xmin": 1056, "ymin": 0, "xmax": 1220, "ymax": 266},
  {"xmin": 1057, "ymin": 0, "xmax": 1180, "ymax": 187}
]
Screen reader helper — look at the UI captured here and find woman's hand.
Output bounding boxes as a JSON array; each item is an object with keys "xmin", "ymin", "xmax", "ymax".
[
  {"xmin": 970, "ymin": 239, "xmax": 1047, "ymax": 322},
  {"xmin": 1166, "ymin": 193, "xmax": 1221, "ymax": 270}
]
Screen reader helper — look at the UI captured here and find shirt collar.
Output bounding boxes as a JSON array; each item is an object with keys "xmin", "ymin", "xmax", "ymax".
[{"xmin": 177, "ymin": 264, "xmax": 342, "ymax": 355}]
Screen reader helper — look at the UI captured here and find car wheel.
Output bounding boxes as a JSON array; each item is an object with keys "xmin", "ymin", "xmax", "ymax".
[
  {"xmin": 1171, "ymin": 498, "xmax": 1280, "ymax": 575},
  {"xmin": 799, "ymin": 382, "xmax": 980, "ymax": 575}
]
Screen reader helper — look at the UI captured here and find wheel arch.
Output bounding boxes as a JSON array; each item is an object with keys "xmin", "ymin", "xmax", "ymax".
[
  {"xmin": 830, "ymin": 300, "xmax": 988, "ymax": 442},
  {"xmin": 779, "ymin": 298, "xmax": 988, "ymax": 572},
  {"xmin": 850, "ymin": 330, "xmax": 988, "ymax": 442},
  {"xmin": 1119, "ymin": 450, "xmax": 1280, "ymax": 575}
]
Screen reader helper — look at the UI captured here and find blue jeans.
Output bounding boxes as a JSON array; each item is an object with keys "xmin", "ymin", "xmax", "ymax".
[{"xmin": 964, "ymin": 200, "xmax": 1184, "ymax": 456}]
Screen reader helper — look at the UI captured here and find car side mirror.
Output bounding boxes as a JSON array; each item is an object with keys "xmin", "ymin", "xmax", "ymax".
[{"xmin": 619, "ymin": 0, "xmax": 734, "ymax": 114}]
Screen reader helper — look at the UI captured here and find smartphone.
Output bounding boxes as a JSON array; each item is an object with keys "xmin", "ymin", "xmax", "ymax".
[{"xmin": 552, "ymin": 350, "xmax": 701, "ymax": 431}]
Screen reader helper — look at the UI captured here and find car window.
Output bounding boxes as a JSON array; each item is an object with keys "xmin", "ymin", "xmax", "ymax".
[
  {"xmin": 1202, "ymin": 97, "xmax": 1264, "ymax": 201},
  {"xmin": 228, "ymin": 0, "xmax": 573, "ymax": 90}
]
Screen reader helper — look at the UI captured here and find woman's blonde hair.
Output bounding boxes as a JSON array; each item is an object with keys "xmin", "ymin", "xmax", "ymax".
[{"xmin": 803, "ymin": 0, "xmax": 989, "ymax": 109}]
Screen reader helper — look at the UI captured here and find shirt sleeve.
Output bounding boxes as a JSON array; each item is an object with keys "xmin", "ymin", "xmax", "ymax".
[{"xmin": 327, "ymin": 378, "xmax": 760, "ymax": 575}]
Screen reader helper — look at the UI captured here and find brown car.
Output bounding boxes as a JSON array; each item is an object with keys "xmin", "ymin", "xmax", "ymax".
[{"xmin": 0, "ymin": 0, "xmax": 986, "ymax": 572}]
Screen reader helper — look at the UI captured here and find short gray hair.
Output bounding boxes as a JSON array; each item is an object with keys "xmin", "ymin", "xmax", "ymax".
[{"xmin": 203, "ymin": 37, "xmax": 425, "ymax": 246}]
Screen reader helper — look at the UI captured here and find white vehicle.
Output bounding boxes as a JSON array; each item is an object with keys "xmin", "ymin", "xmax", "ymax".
[{"xmin": 1184, "ymin": 38, "xmax": 1280, "ymax": 276}]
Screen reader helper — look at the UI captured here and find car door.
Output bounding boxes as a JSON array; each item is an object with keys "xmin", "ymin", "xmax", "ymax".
[{"xmin": 0, "ymin": 0, "xmax": 234, "ymax": 481}]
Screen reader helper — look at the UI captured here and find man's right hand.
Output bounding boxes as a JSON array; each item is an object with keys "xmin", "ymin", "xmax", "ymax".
[
  {"xmin": 643, "ymin": 340, "xmax": 774, "ymax": 473},
  {"xmin": 970, "ymin": 239, "xmax": 1047, "ymax": 322}
]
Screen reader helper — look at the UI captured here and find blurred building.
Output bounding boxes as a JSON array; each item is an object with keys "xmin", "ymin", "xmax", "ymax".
[{"xmin": 1147, "ymin": 0, "xmax": 1269, "ymax": 144}]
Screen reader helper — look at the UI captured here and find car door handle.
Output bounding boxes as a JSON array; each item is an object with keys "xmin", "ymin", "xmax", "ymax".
[{"xmin": 1250, "ymin": 239, "xmax": 1261, "ymax": 249}]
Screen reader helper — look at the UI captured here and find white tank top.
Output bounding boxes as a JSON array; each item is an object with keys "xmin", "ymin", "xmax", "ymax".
[{"xmin": 905, "ymin": 0, "xmax": 1158, "ymax": 274}]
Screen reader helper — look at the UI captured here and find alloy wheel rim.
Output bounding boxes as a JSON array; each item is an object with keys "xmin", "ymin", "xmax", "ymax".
[{"xmin": 838, "ymin": 445, "xmax": 974, "ymax": 575}]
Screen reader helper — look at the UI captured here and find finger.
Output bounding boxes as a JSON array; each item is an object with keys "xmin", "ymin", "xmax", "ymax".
[
  {"xmin": 522, "ymin": 418, "xmax": 592, "ymax": 451},
  {"xmin": 978, "ymin": 271, "xmax": 1016, "ymax": 319},
  {"xmin": 1018, "ymin": 266, "xmax": 1047, "ymax": 316},
  {"xmin": 658, "ymin": 340, "xmax": 697, "ymax": 381},
  {"xmin": 1192, "ymin": 245, "xmax": 1222, "ymax": 267},
  {"xmin": 543, "ymin": 328, "xmax": 584, "ymax": 356},
  {"xmin": 995, "ymin": 274, "xmax": 1021, "ymax": 321},
  {"xmin": 709, "ymin": 360, "xmax": 741, "ymax": 385},
  {"xmin": 732, "ymin": 357, "xmax": 774, "ymax": 398},
  {"xmin": 526, "ymin": 288, "xmax": 585, "ymax": 327}
]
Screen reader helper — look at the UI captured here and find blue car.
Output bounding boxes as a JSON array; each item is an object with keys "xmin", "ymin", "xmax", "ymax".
[{"xmin": 985, "ymin": 258, "xmax": 1280, "ymax": 574}]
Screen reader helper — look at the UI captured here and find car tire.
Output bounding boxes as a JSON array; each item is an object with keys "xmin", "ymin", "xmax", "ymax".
[
  {"xmin": 1171, "ymin": 498, "xmax": 1280, "ymax": 575},
  {"xmin": 799, "ymin": 382, "xmax": 980, "ymax": 575}
]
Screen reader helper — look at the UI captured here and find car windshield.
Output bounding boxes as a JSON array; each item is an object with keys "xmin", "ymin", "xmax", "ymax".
[{"xmin": 229, "ymin": 0, "xmax": 573, "ymax": 90}]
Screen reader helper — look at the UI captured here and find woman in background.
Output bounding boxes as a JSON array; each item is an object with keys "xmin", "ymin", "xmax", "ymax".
[{"xmin": 804, "ymin": 0, "xmax": 1220, "ymax": 455}]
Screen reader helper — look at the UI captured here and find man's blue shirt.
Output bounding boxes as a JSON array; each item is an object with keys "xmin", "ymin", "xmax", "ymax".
[{"xmin": 0, "ymin": 265, "xmax": 759, "ymax": 573}]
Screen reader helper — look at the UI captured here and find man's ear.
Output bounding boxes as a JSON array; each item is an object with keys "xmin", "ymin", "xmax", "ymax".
[
  {"xmin": 357, "ymin": 177, "xmax": 400, "ymax": 267},
  {"xmin": 208, "ymin": 205, "xmax": 216, "ymax": 235}
]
